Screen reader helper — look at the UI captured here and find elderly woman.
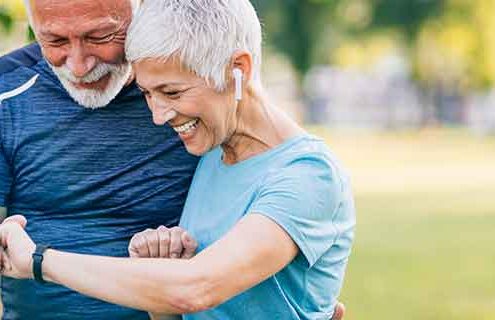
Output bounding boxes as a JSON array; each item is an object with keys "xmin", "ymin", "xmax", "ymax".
[{"xmin": 0, "ymin": 1, "xmax": 355, "ymax": 319}]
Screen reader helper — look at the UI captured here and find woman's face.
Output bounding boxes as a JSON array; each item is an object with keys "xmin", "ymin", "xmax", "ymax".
[{"xmin": 134, "ymin": 58, "xmax": 237, "ymax": 156}]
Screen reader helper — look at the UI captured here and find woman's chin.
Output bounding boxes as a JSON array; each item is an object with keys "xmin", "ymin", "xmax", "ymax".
[{"xmin": 184, "ymin": 143, "xmax": 209, "ymax": 157}]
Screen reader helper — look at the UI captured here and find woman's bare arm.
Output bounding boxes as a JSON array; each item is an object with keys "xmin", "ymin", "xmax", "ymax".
[{"xmin": 36, "ymin": 213, "xmax": 298, "ymax": 314}]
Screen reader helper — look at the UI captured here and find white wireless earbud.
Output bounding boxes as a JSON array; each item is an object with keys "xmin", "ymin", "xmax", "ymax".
[{"xmin": 232, "ymin": 68, "xmax": 243, "ymax": 101}]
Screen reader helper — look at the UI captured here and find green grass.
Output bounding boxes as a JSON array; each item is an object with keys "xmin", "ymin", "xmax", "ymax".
[{"xmin": 307, "ymin": 128, "xmax": 495, "ymax": 320}]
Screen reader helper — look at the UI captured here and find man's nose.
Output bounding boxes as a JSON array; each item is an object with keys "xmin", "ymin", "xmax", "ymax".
[{"xmin": 66, "ymin": 44, "xmax": 97, "ymax": 78}]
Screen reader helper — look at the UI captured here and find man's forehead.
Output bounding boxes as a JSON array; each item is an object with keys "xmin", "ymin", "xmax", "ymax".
[{"xmin": 31, "ymin": 0, "xmax": 133, "ymax": 20}]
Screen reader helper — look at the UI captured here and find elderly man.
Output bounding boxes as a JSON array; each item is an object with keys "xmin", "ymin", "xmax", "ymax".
[
  {"xmin": 0, "ymin": 0, "xmax": 346, "ymax": 319},
  {"xmin": 0, "ymin": 0, "xmax": 198, "ymax": 319}
]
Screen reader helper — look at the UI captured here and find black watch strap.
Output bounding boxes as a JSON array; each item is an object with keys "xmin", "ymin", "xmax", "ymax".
[{"xmin": 32, "ymin": 244, "xmax": 51, "ymax": 284}]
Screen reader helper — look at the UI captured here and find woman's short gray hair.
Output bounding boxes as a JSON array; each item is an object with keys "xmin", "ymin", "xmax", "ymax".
[{"xmin": 126, "ymin": 0, "xmax": 263, "ymax": 91}]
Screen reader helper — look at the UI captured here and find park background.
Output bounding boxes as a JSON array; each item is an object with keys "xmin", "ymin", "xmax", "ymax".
[{"xmin": 1, "ymin": 0, "xmax": 494, "ymax": 319}]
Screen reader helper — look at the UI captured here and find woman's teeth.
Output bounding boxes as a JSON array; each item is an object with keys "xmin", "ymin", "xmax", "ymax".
[{"xmin": 173, "ymin": 118, "xmax": 199, "ymax": 134}]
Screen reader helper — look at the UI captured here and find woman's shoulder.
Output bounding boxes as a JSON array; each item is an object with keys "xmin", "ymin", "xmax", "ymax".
[
  {"xmin": 272, "ymin": 134, "xmax": 348, "ymax": 178},
  {"xmin": 255, "ymin": 134, "xmax": 349, "ymax": 195}
]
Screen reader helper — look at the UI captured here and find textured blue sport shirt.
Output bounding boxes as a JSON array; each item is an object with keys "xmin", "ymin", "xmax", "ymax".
[{"xmin": 0, "ymin": 44, "xmax": 199, "ymax": 319}]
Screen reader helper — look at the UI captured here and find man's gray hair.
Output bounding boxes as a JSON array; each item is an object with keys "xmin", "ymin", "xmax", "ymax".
[{"xmin": 125, "ymin": 0, "xmax": 263, "ymax": 91}]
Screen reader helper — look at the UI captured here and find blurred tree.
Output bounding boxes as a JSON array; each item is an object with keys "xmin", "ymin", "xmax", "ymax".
[
  {"xmin": 367, "ymin": 0, "xmax": 445, "ymax": 40},
  {"xmin": 415, "ymin": 0, "xmax": 495, "ymax": 91},
  {"xmin": 0, "ymin": 0, "xmax": 33, "ymax": 48},
  {"xmin": 1, "ymin": 0, "xmax": 26, "ymax": 20},
  {"xmin": 0, "ymin": 6, "xmax": 14, "ymax": 32},
  {"xmin": 253, "ymin": 0, "xmax": 445, "ymax": 81},
  {"xmin": 252, "ymin": 0, "xmax": 339, "ymax": 80}
]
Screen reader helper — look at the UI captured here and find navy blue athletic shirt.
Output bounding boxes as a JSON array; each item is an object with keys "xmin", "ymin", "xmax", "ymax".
[{"xmin": 0, "ymin": 43, "xmax": 199, "ymax": 319}]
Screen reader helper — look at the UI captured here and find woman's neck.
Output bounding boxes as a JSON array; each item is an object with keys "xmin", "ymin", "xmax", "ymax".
[{"xmin": 221, "ymin": 88, "xmax": 305, "ymax": 165}]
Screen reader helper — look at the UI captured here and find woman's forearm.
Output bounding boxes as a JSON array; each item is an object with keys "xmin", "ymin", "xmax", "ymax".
[
  {"xmin": 42, "ymin": 249, "xmax": 212, "ymax": 314},
  {"xmin": 35, "ymin": 214, "xmax": 296, "ymax": 315}
]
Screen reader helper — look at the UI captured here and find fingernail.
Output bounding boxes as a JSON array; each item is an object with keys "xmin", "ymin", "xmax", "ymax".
[{"xmin": 170, "ymin": 253, "xmax": 179, "ymax": 259}]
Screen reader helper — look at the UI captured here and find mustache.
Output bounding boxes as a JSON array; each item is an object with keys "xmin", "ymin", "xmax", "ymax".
[{"xmin": 51, "ymin": 63, "xmax": 127, "ymax": 84}]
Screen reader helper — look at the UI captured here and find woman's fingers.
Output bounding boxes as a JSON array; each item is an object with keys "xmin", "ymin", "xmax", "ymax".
[
  {"xmin": 3, "ymin": 215, "xmax": 27, "ymax": 228},
  {"xmin": 0, "ymin": 246, "xmax": 7, "ymax": 273},
  {"xmin": 169, "ymin": 227, "xmax": 183, "ymax": 259},
  {"xmin": 331, "ymin": 302, "xmax": 345, "ymax": 320}
]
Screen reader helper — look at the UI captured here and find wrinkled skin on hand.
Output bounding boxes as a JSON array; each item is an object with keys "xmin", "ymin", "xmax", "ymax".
[
  {"xmin": 0, "ymin": 215, "xmax": 36, "ymax": 279},
  {"xmin": 128, "ymin": 226, "xmax": 198, "ymax": 259}
]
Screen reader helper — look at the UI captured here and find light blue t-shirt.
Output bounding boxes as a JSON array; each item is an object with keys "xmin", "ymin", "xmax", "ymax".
[{"xmin": 180, "ymin": 134, "xmax": 355, "ymax": 320}]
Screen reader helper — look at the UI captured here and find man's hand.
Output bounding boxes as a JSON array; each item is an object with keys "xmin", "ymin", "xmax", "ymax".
[
  {"xmin": 128, "ymin": 226, "xmax": 198, "ymax": 259},
  {"xmin": 0, "ymin": 215, "xmax": 36, "ymax": 279}
]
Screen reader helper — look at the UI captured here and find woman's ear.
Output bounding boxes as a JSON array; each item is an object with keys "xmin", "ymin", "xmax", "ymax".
[
  {"xmin": 229, "ymin": 51, "xmax": 252, "ymax": 102},
  {"xmin": 230, "ymin": 51, "xmax": 253, "ymax": 85}
]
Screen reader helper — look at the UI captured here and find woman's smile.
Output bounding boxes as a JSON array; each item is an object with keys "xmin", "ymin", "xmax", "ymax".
[{"xmin": 172, "ymin": 118, "xmax": 200, "ymax": 141}]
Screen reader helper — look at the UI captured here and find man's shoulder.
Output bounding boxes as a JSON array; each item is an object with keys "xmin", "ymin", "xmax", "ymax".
[
  {"xmin": 0, "ymin": 43, "xmax": 49, "ymax": 104},
  {"xmin": 0, "ymin": 43, "xmax": 43, "ymax": 76}
]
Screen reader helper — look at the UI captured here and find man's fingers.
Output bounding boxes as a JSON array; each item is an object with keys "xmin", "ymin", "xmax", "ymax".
[
  {"xmin": 128, "ymin": 234, "xmax": 141, "ymax": 258},
  {"xmin": 331, "ymin": 302, "xmax": 345, "ymax": 320},
  {"xmin": 130, "ymin": 227, "xmax": 195, "ymax": 259},
  {"xmin": 169, "ymin": 227, "xmax": 183, "ymax": 259},
  {"xmin": 157, "ymin": 226, "xmax": 170, "ymax": 258},
  {"xmin": 128, "ymin": 246, "xmax": 140, "ymax": 258},
  {"xmin": 3, "ymin": 215, "xmax": 27, "ymax": 228},
  {"xmin": 135, "ymin": 233, "xmax": 151, "ymax": 258},
  {"xmin": 144, "ymin": 229, "xmax": 160, "ymax": 258},
  {"xmin": 180, "ymin": 232, "xmax": 198, "ymax": 259}
]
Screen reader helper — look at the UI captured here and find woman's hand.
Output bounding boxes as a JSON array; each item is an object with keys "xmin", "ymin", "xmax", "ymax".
[
  {"xmin": 0, "ymin": 215, "xmax": 36, "ymax": 279},
  {"xmin": 128, "ymin": 226, "xmax": 198, "ymax": 259},
  {"xmin": 332, "ymin": 302, "xmax": 345, "ymax": 320}
]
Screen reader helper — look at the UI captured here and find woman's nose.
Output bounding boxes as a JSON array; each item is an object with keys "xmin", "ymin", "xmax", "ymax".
[
  {"xmin": 152, "ymin": 109, "xmax": 178, "ymax": 126},
  {"xmin": 149, "ymin": 97, "xmax": 178, "ymax": 125}
]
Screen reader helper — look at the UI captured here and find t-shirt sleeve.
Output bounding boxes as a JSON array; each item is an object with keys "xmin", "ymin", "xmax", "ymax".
[
  {"xmin": 249, "ymin": 154, "xmax": 348, "ymax": 268},
  {"xmin": 0, "ymin": 100, "xmax": 12, "ymax": 207},
  {"xmin": 0, "ymin": 142, "xmax": 12, "ymax": 207}
]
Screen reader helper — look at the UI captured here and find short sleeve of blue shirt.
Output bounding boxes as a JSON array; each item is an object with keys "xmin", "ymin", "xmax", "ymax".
[
  {"xmin": 249, "ymin": 155, "xmax": 342, "ymax": 267},
  {"xmin": 0, "ymin": 144, "xmax": 12, "ymax": 207},
  {"xmin": 0, "ymin": 101, "xmax": 12, "ymax": 207}
]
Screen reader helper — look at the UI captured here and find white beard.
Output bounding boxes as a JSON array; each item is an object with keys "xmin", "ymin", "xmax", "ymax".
[{"xmin": 49, "ymin": 62, "xmax": 132, "ymax": 109}]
